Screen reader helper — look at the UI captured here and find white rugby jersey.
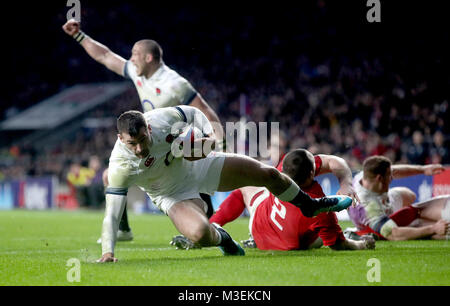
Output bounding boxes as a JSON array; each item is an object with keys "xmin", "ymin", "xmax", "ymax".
[
  {"xmin": 352, "ymin": 171, "xmax": 394, "ymax": 227},
  {"xmin": 124, "ymin": 61, "xmax": 198, "ymax": 112},
  {"xmin": 107, "ymin": 106, "xmax": 212, "ymax": 207}
]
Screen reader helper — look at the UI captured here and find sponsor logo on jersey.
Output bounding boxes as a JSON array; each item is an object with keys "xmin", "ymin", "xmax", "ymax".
[{"xmin": 156, "ymin": 88, "xmax": 161, "ymax": 96}]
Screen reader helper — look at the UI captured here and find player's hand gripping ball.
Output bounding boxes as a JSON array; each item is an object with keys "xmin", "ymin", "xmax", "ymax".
[{"xmin": 171, "ymin": 125, "xmax": 206, "ymax": 160}]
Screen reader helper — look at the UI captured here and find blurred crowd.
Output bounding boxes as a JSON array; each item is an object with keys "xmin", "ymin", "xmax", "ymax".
[{"xmin": 1, "ymin": 2, "xmax": 449, "ymax": 188}]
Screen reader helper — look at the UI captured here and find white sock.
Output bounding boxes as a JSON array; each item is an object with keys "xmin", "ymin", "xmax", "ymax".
[{"xmin": 212, "ymin": 224, "xmax": 222, "ymax": 245}]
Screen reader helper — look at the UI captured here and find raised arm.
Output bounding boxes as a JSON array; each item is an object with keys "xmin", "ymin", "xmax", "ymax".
[
  {"xmin": 391, "ymin": 164, "xmax": 445, "ymax": 179},
  {"xmin": 62, "ymin": 19, "xmax": 126, "ymax": 76},
  {"xmin": 317, "ymin": 154, "xmax": 360, "ymax": 204}
]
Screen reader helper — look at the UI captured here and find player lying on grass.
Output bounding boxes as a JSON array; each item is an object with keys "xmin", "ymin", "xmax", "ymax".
[
  {"xmin": 98, "ymin": 106, "xmax": 353, "ymax": 262},
  {"xmin": 171, "ymin": 149, "xmax": 375, "ymax": 251},
  {"xmin": 62, "ymin": 18, "xmax": 223, "ymax": 242},
  {"xmin": 348, "ymin": 155, "xmax": 450, "ymax": 241}
]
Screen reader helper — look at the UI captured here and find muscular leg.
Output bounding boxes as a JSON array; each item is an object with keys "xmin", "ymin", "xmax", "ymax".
[
  {"xmin": 394, "ymin": 187, "xmax": 416, "ymax": 208},
  {"xmin": 416, "ymin": 195, "xmax": 450, "ymax": 221},
  {"xmin": 168, "ymin": 198, "xmax": 220, "ymax": 246},
  {"xmin": 389, "ymin": 187, "xmax": 416, "ymax": 212},
  {"xmin": 217, "ymin": 154, "xmax": 291, "ymax": 194},
  {"xmin": 217, "ymin": 154, "xmax": 352, "ymax": 217},
  {"xmin": 168, "ymin": 198, "xmax": 245, "ymax": 255}
]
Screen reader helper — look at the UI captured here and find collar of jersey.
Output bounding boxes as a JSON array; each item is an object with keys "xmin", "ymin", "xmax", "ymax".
[{"xmin": 146, "ymin": 63, "xmax": 166, "ymax": 81}]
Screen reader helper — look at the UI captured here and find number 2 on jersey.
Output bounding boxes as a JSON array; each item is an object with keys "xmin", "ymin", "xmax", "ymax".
[{"xmin": 270, "ymin": 198, "xmax": 286, "ymax": 231}]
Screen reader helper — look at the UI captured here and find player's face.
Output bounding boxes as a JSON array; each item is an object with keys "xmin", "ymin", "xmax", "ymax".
[
  {"xmin": 130, "ymin": 44, "xmax": 148, "ymax": 76},
  {"xmin": 119, "ymin": 126, "xmax": 151, "ymax": 159},
  {"xmin": 379, "ymin": 168, "xmax": 393, "ymax": 193}
]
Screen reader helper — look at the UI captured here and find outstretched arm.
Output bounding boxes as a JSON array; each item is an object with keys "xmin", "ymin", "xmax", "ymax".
[
  {"xmin": 317, "ymin": 154, "xmax": 360, "ymax": 204},
  {"xmin": 391, "ymin": 164, "xmax": 445, "ymax": 179},
  {"xmin": 329, "ymin": 236, "xmax": 376, "ymax": 250},
  {"xmin": 62, "ymin": 19, "xmax": 126, "ymax": 76}
]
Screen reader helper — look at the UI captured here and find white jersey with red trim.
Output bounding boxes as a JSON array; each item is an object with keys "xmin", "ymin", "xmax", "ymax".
[
  {"xmin": 124, "ymin": 61, "xmax": 198, "ymax": 112},
  {"xmin": 107, "ymin": 106, "xmax": 210, "ymax": 208}
]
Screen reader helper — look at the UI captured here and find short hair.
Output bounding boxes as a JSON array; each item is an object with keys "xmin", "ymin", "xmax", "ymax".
[
  {"xmin": 363, "ymin": 156, "xmax": 392, "ymax": 179},
  {"xmin": 282, "ymin": 149, "xmax": 315, "ymax": 185},
  {"xmin": 136, "ymin": 39, "xmax": 163, "ymax": 62},
  {"xmin": 117, "ymin": 110, "xmax": 146, "ymax": 137}
]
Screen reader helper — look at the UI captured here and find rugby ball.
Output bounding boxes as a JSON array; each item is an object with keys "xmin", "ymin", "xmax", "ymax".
[{"xmin": 172, "ymin": 125, "xmax": 204, "ymax": 158}]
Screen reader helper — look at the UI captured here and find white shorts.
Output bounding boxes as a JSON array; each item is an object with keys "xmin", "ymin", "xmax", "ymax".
[{"xmin": 152, "ymin": 151, "xmax": 226, "ymax": 214}]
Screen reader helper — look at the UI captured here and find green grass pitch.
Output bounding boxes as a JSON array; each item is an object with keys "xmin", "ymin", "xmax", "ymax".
[{"xmin": 0, "ymin": 210, "xmax": 449, "ymax": 286}]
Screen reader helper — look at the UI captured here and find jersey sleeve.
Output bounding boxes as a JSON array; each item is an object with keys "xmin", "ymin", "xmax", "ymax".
[
  {"xmin": 176, "ymin": 105, "xmax": 214, "ymax": 136},
  {"xmin": 169, "ymin": 77, "xmax": 198, "ymax": 105},
  {"xmin": 314, "ymin": 155, "xmax": 323, "ymax": 176},
  {"xmin": 276, "ymin": 154, "xmax": 286, "ymax": 171},
  {"xmin": 123, "ymin": 60, "xmax": 138, "ymax": 82},
  {"xmin": 106, "ymin": 159, "xmax": 133, "ymax": 195}
]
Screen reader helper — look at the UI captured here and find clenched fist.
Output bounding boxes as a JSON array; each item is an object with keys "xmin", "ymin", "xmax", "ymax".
[{"xmin": 62, "ymin": 18, "xmax": 81, "ymax": 36}]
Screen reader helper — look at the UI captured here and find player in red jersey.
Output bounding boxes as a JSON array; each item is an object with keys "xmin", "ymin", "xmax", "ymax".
[{"xmin": 172, "ymin": 149, "xmax": 375, "ymax": 251}]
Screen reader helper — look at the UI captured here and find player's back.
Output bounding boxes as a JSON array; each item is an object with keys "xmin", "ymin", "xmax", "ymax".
[{"xmin": 248, "ymin": 154, "xmax": 344, "ymax": 250}]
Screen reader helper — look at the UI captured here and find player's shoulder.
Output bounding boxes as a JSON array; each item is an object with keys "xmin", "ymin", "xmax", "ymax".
[
  {"xmin": 110, "ymin": 140, "xmax": 140, "ymax": 170},
  {"xmin": 160, "ymin": 64, "xmax": 183, "ymax": 78},
  {"xmin": 124, "ymin": 60, "xmax": 138, "ymax": 80},
  {"xmin": 160, "ymin": 64, "xmax": 194, "ymax": 87},
  {"xmin": 144, "ymin": 106, "xmax": 186, "ymax": 122}
]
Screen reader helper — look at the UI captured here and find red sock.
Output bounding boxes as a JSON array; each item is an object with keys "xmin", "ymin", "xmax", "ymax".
[
  {"xmin": 389, "ymin": 206, "xmax": 420, "ymax": 226},
  {"xmin": 210, "ymin": 189, "xmax": 245, "ymax": 226}
]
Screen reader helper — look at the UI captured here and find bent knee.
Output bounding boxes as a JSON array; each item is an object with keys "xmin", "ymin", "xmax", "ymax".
[
  {"xmin": 391, "ymin": 187, "xmax": 416, "ymax": 207},
  {"xmin": 185, "ymin": 222, "xmax": 211, "ymax": 244},
  {"xmin": 400, "ymin": 188, "xmax": 416, "ymax": 206},
  {"xmin": 404, "ymin": 191, "xmax": 416, "ymax": 206},
  {"xmin": 380, "ymin": 219, "xmax": 399, "ymax": 240}
]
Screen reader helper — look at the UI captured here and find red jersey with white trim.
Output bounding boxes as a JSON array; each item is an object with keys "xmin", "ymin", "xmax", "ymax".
[{"xmin": 249, "ymin": 155, "xmax": 345, "ymax": 250}]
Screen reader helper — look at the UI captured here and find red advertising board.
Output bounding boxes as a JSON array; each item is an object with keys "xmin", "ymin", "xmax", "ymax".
[{"xmin": 433, "ymin": 167, "xmax": 450, "ymax": 196}]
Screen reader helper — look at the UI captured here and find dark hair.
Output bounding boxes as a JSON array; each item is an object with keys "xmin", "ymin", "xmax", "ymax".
[
  {"xmin": 282, "ymin": 149, "xmax": 315, "ymax": 185},
  {"xmin": 117, "ymin": 110, "xmax": 146, "ymax": 137},
  {"xmin": 363, "ymin": 156, "xmax": 392, "ymax": 179},
  {"xmin": 137, "ymin": 39, "xmax": 163, "ymax": 62}
]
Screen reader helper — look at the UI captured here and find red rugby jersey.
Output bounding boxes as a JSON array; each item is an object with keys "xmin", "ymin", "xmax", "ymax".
[{"xmin": 250, "ymin": 155, "xmax": 345, "ymax": 250}]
